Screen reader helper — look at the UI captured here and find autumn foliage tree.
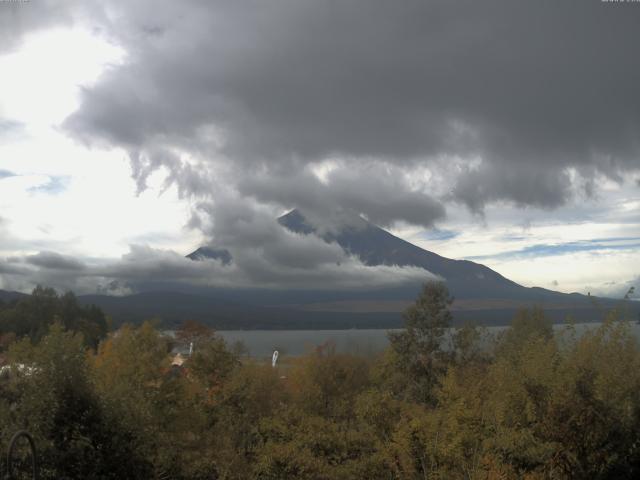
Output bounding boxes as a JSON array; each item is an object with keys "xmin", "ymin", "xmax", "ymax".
[{"xmin": 386, "ymin": 281, "xmax": 453, "ymax": 404}]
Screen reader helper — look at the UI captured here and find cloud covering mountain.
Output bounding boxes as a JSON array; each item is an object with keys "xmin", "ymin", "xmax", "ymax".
[
  {"xmin": 0, "ymin": 220, "xmax": 435, "ymax": 295},
  {"xmin": 1, "ymin": 1, "xmax": 639, "ymax": 295}
]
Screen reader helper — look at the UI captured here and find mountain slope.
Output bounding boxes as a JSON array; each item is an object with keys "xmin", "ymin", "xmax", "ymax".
[
  {"xmin": 174, "ymin": 208, "xmax": 626, "ymax": 326},
  {"xmin": 185, "ymin": 246, "xmax": 232, "ymax": 265},
  {"xmin": 277, "ymin": 209, "xmax": 548, "ymax": 300}
]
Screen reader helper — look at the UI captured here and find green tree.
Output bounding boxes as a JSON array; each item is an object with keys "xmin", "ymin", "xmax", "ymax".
[
  {"xmin": 0, "ymin": 286, "xmax": 107, "ymax": 348},
  {"xmin": 386, "ymin": 281, "xmax": 453, "ymax": 404},
  {"xmin": 3, "ymin": 323, "xmax": 150, "ymax": 479},
  {"xmin": 185, "ymin": 327, "xmax": 240, "ymax": 394}
]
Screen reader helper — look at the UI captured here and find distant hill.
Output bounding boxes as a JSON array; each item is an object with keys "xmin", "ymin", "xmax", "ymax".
[{"xmin": 0, "ymin": 290, "xmax": 28, "ymax": 302}]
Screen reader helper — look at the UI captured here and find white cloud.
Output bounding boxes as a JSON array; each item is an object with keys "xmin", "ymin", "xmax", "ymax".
[
  {"xmin": 0, "ymin": 28, "xmax": 125, "ymax": 128},
  {"xmin": 0, "ymin": 28, "xmax": 199, "ymax": 260},
  {"xmin": 0, "ymin": 243, "xmax": 434, "ymax": 294},
  {"xmin": 402, "ymin": 183, "xmax": 640, "ymax": 295}
]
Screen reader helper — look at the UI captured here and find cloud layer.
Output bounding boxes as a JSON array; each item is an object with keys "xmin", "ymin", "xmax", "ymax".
[
  {"xmin": 59, "ymin": 1, "xmax": 640, "ymax": 217},
  {"xmin": 0, "ymin": 240, "xmax": 434, "ymax": 295}
]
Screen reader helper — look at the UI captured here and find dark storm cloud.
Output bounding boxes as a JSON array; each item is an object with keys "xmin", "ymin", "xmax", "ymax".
[
  {"xmin": 238, "ymin": 165, "xmax": 445, "ymax": 229},
  {"xmin": 3, "ymin": 0, "xmax": 639, "ymax": 295},
  {"xmin": 58, "ymin": 0, "xmax": 640, "ymax": 217},
  {"xmin": 25, "ymin": 251, "xmax": 86, "ymax": 271},
  {"xmin": 0, "ymin": 261, "xmax": 28, "ymax": 276},
  {"xmin": 451, "ymin": 161, "xmax": 574, "ymax": 213}
]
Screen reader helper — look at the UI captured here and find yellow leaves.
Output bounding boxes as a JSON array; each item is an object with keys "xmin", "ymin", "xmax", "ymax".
[
  {"xmin": 8, "ymin": 308, "xmax": 640, "ymax": 478},
  {"xmin": 254, "ymin": 441, "xmax": 328, "ymax": 480},
  {"xmin": 286, "ymin": 350, "xmax": 370, "ymax": 418}
]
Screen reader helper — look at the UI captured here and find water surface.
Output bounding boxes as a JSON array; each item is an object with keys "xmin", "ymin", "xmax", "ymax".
[{"xmin": 215, "ymin": 322, "xmax": 640, "ymax": 358}]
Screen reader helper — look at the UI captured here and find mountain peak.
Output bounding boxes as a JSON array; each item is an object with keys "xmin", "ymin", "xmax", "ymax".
[
  {"xmin": 278, "ymin": 208, "xmax": 370, "ymax": 236},
  {"xmin": 189, "ymin": 208, "xmax": 524, "ymax": 300},
  {"xmin": 278, "ymin": 209, "xmax": 315, "ymax": 235},
  {"xmin": 278, "ymin": 207, "xmax": 522, "ymax": 298},
  {"xmin": 186, "ymin": 246, "xmax": 232, "ymax": 265}
]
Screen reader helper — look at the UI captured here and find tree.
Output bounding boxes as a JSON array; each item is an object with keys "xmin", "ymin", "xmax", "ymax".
[
  {"xmin": 288, "ymin": 342, "xmax": 370, "ymax": 419},
  {"xmin": 4, "ymin": 324, "xmax": 150, "ymax": 479},
  {"xmin": 386, "ymin": 281, "xmax": 453, "ymax": 404},
  {"xmin": 495, "ymin": 306, "xmax": 552, "ymax": 360},
  {"xmin": 0, "ymin": 286, "xmax": 107, "ymax": 348},
  {"xmin": 175, "ymin": 319, "xmax": 216, "ymax": 348},
  {"xmin": 186, "ymin": 329, "xmax": 240, "ymax": 395},
  {"xmin": 91, "ymin": 323, "xmax": 171, "ymax": 471}
]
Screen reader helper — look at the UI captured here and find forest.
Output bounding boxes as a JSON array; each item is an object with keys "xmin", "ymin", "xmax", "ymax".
[{"xmin": 0, "ymin": 283, "xmax": 639, "ymax": 479}]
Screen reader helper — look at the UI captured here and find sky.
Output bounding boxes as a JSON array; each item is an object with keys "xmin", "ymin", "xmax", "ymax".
[{"xmin": 0, "ymin": 0, "xmax": 639, "ymax": 297}]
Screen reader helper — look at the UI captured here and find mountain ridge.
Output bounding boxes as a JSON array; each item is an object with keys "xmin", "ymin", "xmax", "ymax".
[{"xmin": 275, "ymin": 209, "xmax": 557, "ymax": 300}]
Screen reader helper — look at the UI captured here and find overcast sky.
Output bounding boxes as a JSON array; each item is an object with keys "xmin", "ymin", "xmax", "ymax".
[{"xmin": 0, "ymin": 0, "xmax": 639, "ymax": 297}]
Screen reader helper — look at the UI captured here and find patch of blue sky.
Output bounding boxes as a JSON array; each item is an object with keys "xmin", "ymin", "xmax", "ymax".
[
  {"xmin": 467, "ymin": 239, "xmax": 640, "ymax": 261},
  {"xmin": 588, "ymin": 236, "xmax": 640, "ymax": 244},
  {"xmin": 420, "ymin": 229, "xmax": 459, "ymax": 241},
  {"xmin": 0, "ymin": 169, "xmax": 16, "ymax": 179},
  {"xmin": 28, "ymin": 175, "xmax": 70, "ymax": 195}
]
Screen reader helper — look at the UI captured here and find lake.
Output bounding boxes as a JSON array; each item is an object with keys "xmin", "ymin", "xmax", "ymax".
[{"xmin": 215, "ymin": 321, "xmax": 640, "ymax": 358}]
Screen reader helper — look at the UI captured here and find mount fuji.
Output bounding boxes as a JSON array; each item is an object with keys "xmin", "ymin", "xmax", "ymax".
[
  {"xmin": 163, "ymin": 209, "xmax": 627, "ymax": 328},
  {"xmin": 8, "ymin": 209, "xmax": 628, "ymax": 329}
]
